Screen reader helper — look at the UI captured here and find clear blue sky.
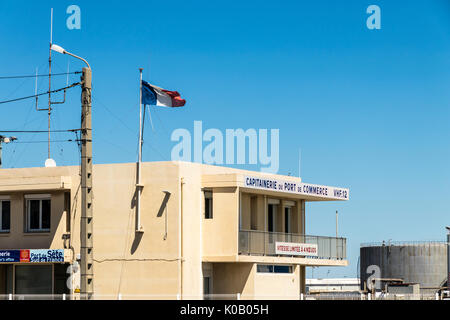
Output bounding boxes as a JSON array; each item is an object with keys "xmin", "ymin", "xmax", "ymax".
[{"xmin": 0, "ymin": 0, "xmax": 449, "ymax": 279}]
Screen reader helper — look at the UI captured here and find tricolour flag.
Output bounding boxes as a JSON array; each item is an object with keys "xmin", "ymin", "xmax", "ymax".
[{"xmin": 141, "ymin": 80, "xmax": 186, "ymax": 107}]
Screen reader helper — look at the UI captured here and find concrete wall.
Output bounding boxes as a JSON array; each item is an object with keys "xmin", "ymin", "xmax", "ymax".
[
  {"xmin": 202, "ymin": 187, "xmax": 239, "ymax": 258},
  {"xmin": 253, "ymin": 265, "xmax": 300, "ymax": 300},
  {"xmin": 212, "ymin": 263, "xmax": 300, "ymax": 299}
]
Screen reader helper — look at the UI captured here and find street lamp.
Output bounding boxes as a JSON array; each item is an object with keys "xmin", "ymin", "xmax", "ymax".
[
  {"xmin": 51, "ymin": 44, "xmax": 91, "ymax": 69},
  {"xmin": 0, "ymin": 135, "xmax": 17, "ymax": 168},
  {"xmin": 52, "ymin": 43, "xmax": 93, "ymax": 299}
]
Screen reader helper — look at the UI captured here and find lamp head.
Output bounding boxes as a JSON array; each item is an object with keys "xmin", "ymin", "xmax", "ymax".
[{"xmin": 51, "ymin": 44, "xmax": 66, "ymax": 54}]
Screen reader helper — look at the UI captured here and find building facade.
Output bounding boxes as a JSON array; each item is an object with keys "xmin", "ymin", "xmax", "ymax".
[{"xmin": 0, "ymin": 161, "xmax": 349, "ymax": 299}]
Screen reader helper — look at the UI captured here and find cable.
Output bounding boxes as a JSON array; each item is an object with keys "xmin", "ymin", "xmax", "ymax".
[
  {"xmin": 12, "ymin": 139, "xmax": 77, "ymax": 144},
  {"xmin": 0, "ymin": 82, "xmax": 80, "ymax": 105},
  {"xmin": 0, "ymin": 129, "xmax": 80, "ymax": 133},
  {"xmin": 0, "ymin": 71, "xmax": 81, "ymax": 80}
]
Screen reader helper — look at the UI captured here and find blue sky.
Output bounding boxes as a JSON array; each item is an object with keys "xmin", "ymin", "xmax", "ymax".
[{"xmin": 0, "ymin": 0, "xmax": 449, "ymax": 279}]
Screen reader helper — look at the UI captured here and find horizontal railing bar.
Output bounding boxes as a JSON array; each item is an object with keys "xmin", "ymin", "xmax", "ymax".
[{"xmin": 239, "ymin": 229, "xmax": 346, "ymax": 241}]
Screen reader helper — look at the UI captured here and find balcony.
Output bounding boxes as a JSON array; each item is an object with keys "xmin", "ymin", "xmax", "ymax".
[{"xmin": 238, "ymin": 230, "xmax": 346, "ymax": 260}]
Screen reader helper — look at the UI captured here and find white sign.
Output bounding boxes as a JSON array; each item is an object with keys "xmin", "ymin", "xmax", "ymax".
[
  {"xmin": 244, "ymin": 176, "xmax": 349, "ymax": 200},
  {"xmin": 275, "ymin": 242, "xmax": 318, "ymax": 256}
]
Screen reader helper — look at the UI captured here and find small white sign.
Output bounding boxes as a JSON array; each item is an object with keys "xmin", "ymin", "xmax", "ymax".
[{"xmin": 275, "ymin": 242, "xmax": 318, "ymax": 256}]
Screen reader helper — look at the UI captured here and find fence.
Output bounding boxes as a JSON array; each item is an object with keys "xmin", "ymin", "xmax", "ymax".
[{"xmin": 0, "ymin": 292, "xmax": 446, "ymax": 300}]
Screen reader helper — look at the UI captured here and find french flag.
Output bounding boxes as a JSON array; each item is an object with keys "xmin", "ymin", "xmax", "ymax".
[{"xmin": 141, "ymin": 80, "xmax": 186, "ymax": 107}]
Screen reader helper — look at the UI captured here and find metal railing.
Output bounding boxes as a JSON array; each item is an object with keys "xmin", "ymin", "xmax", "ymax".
[
  {"xmin": 238, "ymin": 230, "xmax": 346, "ymax": 260},
  {"xmin": 361, "ymin": 240, "xmax": 447, "ymax": 247}
]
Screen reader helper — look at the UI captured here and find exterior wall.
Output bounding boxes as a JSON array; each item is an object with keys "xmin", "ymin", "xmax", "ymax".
[
  {"xmin": 91, "ymin": 162, "xmax": 181, "ymax": 299},
  {"xmin": 212, "ymin": 263, "xmax": 300, "ymax": 300},
  {"xmin": 202, "ymin": 187, "xmax": 239, "ymax": 258},
  {"xmin": 0, "ymin": 166, "xmax": 77, "ymax": 251},
  {"xmin": 0, "ymin": 191, "xmax": 68, "ymax": 250},
  {"xmin": 212, "ymin": 263, "xmax": 254, "ymax": 299},
  {"xmin": 253, "ymin": 265, "xmax": 300, "ymax": 300}
]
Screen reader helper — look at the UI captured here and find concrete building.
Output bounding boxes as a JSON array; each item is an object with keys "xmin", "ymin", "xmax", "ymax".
[{"xmin": 0, "ymin": 161, "xmax": 349, "ymax": 299}]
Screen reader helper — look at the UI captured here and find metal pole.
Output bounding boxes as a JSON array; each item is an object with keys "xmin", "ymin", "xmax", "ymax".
[
  {"xmin": 336, "ymin": 210, "xmax": 338, "ymax": 259},
  {"xmin": 136, "ymin": 68, "xmax": 144, "ymax": 232},
  {"xmin": 0, "ymin": 140, "xmax": 3, "ymax": 169},
  {"xmin": 80, "ymin": 67, "xmax": 94, "ymax": 299},
  {"xmin": 48, "ymin": 8, "xmax": 53, "ymax": 160},
  {"xmin": 336, "ymin": 210, "xmax": 338, "ymax": 238}
]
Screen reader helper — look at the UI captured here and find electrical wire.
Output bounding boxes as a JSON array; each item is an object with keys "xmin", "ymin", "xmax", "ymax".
[
  {"xmin": 0, "ymin": 82, "xmax": 80, "ymax": 105},
  {"xmin": 12, "ymin": 139, "xmax": 77, "ymax": 144},
  {"xmin": 0, "ymin": 129, "xmax": 81, "ymax": 133},
  {"xmin": 0, "ymin": 71, "xmax": 81, "ymax": 80}
]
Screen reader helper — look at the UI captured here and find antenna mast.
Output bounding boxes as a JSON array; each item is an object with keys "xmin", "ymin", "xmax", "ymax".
[
  {"xmin": 35, "ymin": 8, "xmax": 68, "ymax": 165},
  {"xmin": 48, "ymin": 7, "xmax": 53, "ymax": 159}
]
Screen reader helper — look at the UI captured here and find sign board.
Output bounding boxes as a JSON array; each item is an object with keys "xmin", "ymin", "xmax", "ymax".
[
  {"xmin": 0, "ymin": 250, "xmax": 20, "ymax": 263},
  {"xmin": 244, "ymin": 176, "xmax": 349, "ymax": 200},
  {"xmin": 0, "ymin": 249, "xmax": 66, "ymax": 263},
  {"xmin": 275, "ymin": 242, "xmax": 318, "ymax": 256}
]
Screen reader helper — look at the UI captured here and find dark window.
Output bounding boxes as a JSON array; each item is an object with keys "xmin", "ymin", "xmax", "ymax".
[
  {"xmin": 1, "ymin": 201, "xmax": 10, "ymax": 231},
  {"xmin": 257, "ymin": 265, "xmax": 273, "ymax": 273},
  {"xmin": 268, "ymin": 204, "xmax": 274, "ymax": 232},
  {"xmin": 27, "ymin": 198, "xmax": 51, "ymax": 232},
  {"xmin": 41, "ymin": 200, "xmax": 51, "ymax": 229},
  {"xmin": 273, "ymin": 265, "xmax": 292, "ymax": 273},
  {"xmin": 284, "ymin": 207, "xmax": 290, "ymax": 233},
  {"xmin": 257, "ymin": 264, "xmax": 293, "ymax": 273},
  {"xmin": 15, "ymin": 265, "xmax": 52, "ymax": 294},
  {"xmin": 29, "ymin": 200, "xmax": 40, "ymax": 230},
  {"xmin": 204, "ymin": 191, "xmax": 213, "ymax": 219}
]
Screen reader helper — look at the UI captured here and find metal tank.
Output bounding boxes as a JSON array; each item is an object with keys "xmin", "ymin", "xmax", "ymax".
[{"xmin": 360, "ymin": 241, "xmax": 448, "ymax": 291}]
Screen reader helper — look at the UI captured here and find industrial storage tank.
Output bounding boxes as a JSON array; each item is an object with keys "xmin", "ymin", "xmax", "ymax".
[{"xmin": 360, "ymin": 241, "xmax": 448, "ymax": 292}]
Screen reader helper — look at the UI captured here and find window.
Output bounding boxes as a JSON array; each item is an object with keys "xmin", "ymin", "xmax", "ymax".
[
  {"xmin": 26, "ymin": 195, "xmax": 51, "ymax": 232},
  {"xmin": 0, "ymin": 200, "xmax": 10, "ymax": 232},
  {"xmin": 203, "ymin": 276, "xmax": 211, "ymax": 299},
  {"xmin": 250, "ymin": 196, "xmax": 257, "ymax": 230},
  {"xmin": 15, "ymin": 265, "xmax": 52, "ymax": 294},
  {"xmin": 204, "ymin": 191, "xmax": 213, "ymax": 219},
  {"xmin": 268, "ymin": 204, "xmax": 277, "ymax": 232},
  {"xmin": 257, "ymin": 264, "xmax": 293, "ymax": 274},
  {"xmin": 284, "ymin": 207, "xmax": 291, "ymax": 234}
]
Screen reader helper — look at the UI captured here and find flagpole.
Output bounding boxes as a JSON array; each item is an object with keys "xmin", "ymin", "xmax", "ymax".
[{"xmin": 136, "ymin": 68, "xmax": 144, "ymax": 232}]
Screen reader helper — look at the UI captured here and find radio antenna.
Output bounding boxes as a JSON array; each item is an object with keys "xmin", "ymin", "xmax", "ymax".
[{"xmin": 35, "ymin": 8, "xmax": 68, "ymax": 166}]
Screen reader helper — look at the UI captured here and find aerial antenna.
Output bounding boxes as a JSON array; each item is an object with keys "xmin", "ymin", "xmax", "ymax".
[
  {"xmin": 298, "ymin": 148, "xmax": 302, "ymax": 178},
  {"xmin": 35, "ymin": 8, "xmax": 68, "ymax": 166}
]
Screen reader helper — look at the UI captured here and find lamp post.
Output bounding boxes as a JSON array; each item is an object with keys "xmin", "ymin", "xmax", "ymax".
[
  {"xmin": 0, "ymin": 135, "xmax": 17, "ymax": 168},
  {"xmin": 51, "ymin": 44, "xmax": 93, "ymax": 300}
]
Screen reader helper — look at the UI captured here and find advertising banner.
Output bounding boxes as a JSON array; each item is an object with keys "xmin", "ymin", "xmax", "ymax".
[{"xmin": 275, "ymin": 242, "xmax": 318, "ymax": 256}]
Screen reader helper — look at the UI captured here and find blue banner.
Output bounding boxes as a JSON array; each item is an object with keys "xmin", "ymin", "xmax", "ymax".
[{"xmin": 0, "ymin": 250, "xmax": 20, "ymax": 263}]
